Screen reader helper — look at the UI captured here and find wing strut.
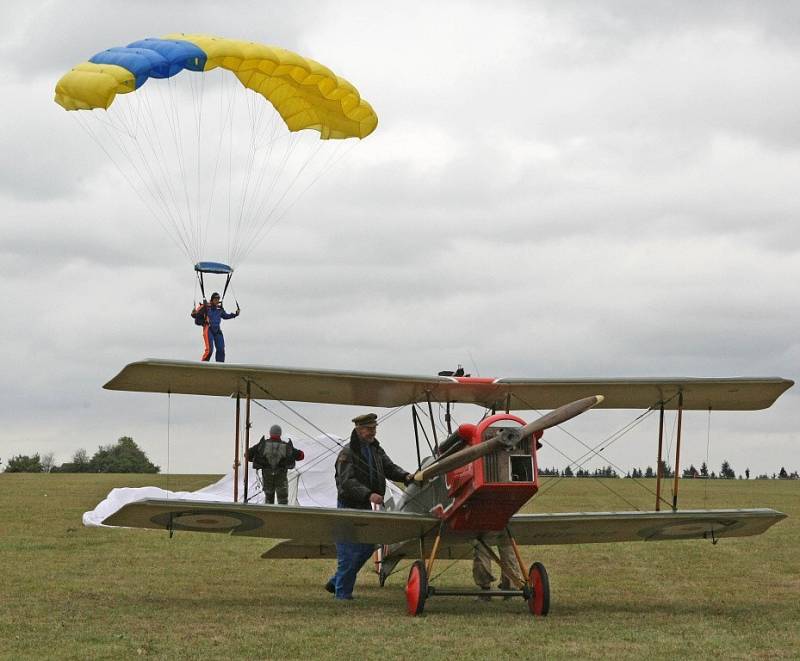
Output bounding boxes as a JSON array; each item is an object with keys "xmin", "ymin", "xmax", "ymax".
[
  {"xmin": 426, "ymin": 392, "xmax": 439, "ymax": 455},
  {"xmin": 411, "ymin": 406, "xmax": 423, "ymax": 471},
  {"xmin": 672, "ymin": 392, "xmax": 685, "ymax": 510},
  {"xmin": 655, "ymin": 402, "xmax": 665, "ymax": 510},
  {"xmin": 234, "ymin": 392, "xmax": 241, "ymax": 502},
  {"xmin": 243, "ymin": 381, "xmax": 252, "ymax": 503}
]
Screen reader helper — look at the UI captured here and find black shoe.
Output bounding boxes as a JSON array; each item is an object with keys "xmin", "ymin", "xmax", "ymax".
[{"xmin": 325, "ymin": 579, "xmax": 335, "ymax": 594}]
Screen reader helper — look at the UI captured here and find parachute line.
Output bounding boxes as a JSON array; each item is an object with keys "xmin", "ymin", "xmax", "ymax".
[{"xmin": 58, "ymin": 36, "xmax": 378, "ymax": 270}]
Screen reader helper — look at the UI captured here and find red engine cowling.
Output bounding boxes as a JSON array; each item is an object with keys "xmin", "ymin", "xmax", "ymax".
[{"xmin": 438, "ymin": 414, "xmax": 541, "ymax": 532}]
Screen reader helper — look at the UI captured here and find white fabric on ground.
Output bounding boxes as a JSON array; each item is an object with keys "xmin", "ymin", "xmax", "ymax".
[{"xmin": 83, "ymin": 433, "xmax": 402, "ymax": 526}]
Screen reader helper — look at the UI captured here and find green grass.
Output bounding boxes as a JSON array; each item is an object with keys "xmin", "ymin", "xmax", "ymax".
[{"xmin": 1, "ymin": 474, "xmax": 798, "ymax": 659}]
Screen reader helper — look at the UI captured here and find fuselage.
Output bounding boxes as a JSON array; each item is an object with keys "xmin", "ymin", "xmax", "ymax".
[{"xmin": 395, "ymin": 413, "xmax": 542, "ymax": 532}]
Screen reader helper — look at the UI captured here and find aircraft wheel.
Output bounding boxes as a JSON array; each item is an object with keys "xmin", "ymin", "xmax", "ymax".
[
  {"xmin": 527, "ymin": 561, "xmax": 550, "ymax": 616},
  {"xmin": 405, "ymin": 560, "xmax": 428, "ymax": 616}
]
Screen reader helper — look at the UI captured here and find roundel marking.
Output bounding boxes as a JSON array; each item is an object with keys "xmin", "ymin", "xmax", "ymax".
[
  {"xmin": 638, "ymin": 518, "xmax": 743, "ymax": 541},
  {"xmin": 150, "ymin": 509, "xmax": 264, "ymax": 533}
]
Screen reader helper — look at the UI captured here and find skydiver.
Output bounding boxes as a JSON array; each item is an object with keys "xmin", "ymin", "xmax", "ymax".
[
  {"xmin": 190, "ymin": 292, "xmax": 240, "ymax": 362},
  {"xmin": 325, "ymin": 413, "xmax": 414, "ymax": 601},
  {"xmin": 246, "ymin": 425, "xmax": 304, "ymax": 505}
]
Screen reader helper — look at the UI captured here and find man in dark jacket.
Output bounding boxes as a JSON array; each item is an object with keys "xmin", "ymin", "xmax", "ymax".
[
  {"xmin": 325, "ymin": 413, "xmax": 413, "ymax": 600},
  {"xmin": 246, "ymin": 424, "xmax": 304, "ymax": 504}
]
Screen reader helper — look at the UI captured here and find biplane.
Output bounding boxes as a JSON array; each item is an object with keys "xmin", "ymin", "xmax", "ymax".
[{"xmin": 102, "ymin": 359, "xmax": 792, "ymax": 616}]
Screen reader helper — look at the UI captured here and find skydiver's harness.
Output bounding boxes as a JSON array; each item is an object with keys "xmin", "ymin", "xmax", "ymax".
[{"xmin": 251, "ymin": 437, "xmax": 298, "ymax": 472}]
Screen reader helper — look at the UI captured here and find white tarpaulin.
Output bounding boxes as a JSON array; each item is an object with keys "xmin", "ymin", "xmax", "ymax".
[{"xmin": 83, "ymin": 434, "xmax": 401, "ymax": 526}]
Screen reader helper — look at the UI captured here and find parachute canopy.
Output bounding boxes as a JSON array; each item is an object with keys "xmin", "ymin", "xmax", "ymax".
[{"xmin": 55, "ymin": 34, "xmax": 378, "ymax": 139}]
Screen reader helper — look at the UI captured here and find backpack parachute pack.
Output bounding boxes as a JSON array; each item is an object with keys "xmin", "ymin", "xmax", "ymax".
[{"xmin": 192, "ymin": 304, "xmax": 207, "ymax": 326}]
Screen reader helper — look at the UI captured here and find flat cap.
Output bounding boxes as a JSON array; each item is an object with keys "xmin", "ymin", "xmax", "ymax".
[{"xmin": 352, "ymin": 413, "xmax": 378, "ymax": 427}]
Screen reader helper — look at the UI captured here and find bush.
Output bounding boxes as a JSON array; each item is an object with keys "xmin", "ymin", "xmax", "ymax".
[
  {"xmin": 4, "ymin": 454, "xmax": 43, "ymax": 473},
  {"xmin": 89, "ymin": 437, "xmax": 159, "ymax": 473}
]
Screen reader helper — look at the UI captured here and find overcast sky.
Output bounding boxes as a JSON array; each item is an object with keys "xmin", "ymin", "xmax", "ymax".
[{"xmin": 1, "ymin": 1, "xmax": 798, "ymax": 488}]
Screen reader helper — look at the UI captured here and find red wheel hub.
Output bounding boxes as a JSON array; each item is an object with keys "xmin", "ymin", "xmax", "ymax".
[{"xmin": 527, "ymin": 561, "xmax": 550, "ymax": 616}]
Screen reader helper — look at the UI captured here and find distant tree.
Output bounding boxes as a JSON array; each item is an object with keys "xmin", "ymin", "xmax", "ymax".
[
  {"xmin": 683, "ymin": 464, "xmax": 699, "ymax": 478},
  {"xmin": 658, "ymin": 461, "xmax": 673, "ymax": 478},
  {"xmin": 55, "ymin": 448, "xmax": 95, "ymax": 473},
  {"xmin": 700, "ymin": 462, "xmax": 708, "ymax": 478},
  {"xmin": 41, "ymin": 452, "xmax": 55, "ymax": 474},
  {"xmin": 745, "ymin": 468, "xmax": 750, "ymax": 480},
  {"xmin": 562, "ymin": 465, "xmax": 573, "ymax": 477},
  {"xmin": 645, "ymin": 466, "xmax": 654, "ymax": 478},
  {"xmin": 89, "ymin": 437, "xmax": 159, "ymax": 473},
  {"xmin": 4, "ymin": 454, "xmax": 43, "ymax": 473},
  {"xmin": 790, "ymin": 471, "xmax": 799, "ymax": 480},
  {"xmin": 73, "ymin": 449, "xmax": 90, "ymax": 472},
  {"xmin": 779, "ymin": 467, "xmax": 788, "ymax": 479},
  {"xmin": 720, "ymin": 461, "xmax": 735, "ymax": 479}
]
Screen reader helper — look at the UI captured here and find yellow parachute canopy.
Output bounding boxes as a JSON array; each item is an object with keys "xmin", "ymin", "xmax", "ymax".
[{"xmin": 55, "ymin": 33, "xmax": 377, "ymax": 139}]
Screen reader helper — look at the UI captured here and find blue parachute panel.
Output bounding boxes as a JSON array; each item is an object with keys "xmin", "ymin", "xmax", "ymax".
[
  {"xmin": 89, "ymin": 39, "xmax": 208, "ymax": 89},
  {"xmin": 127, "ymin": 39, "xmax": 207, "ymax": 75},
  {"xmin": 89, "ymin": 48, "xmax": 167, "ymax": 88}
]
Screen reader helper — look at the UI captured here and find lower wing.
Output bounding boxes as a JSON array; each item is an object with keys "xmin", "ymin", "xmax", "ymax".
[
  {"xmin": 101, "ymin": 498, "xmax": 439, "ymax": 545},
  {"xmin": 362, "ymin": 507, "xmax": 788, "ymax": 569}
]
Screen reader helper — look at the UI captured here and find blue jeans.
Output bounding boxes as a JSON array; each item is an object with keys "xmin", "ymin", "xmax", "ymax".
[{"xmin": 329, "ymin": 501, "xmax": 375, "ymax": 599}]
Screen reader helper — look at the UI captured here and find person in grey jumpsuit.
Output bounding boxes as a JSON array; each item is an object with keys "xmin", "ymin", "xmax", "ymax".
[{"xmin": 246, "ymin": 425, "xmax": 304, "ymax": 504}]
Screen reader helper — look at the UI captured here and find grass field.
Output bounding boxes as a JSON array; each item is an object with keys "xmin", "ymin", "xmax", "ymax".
[{"xmin": 1, "ymin": 474, "xmax": 798, "ymax": 660}]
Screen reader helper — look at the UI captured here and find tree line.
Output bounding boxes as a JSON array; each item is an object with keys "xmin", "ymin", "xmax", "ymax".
[
  {"xmin": 2, "ymin": 436, "xmax": 159, "ymax": 474},
  {"xmin": 538, "ymin": 459, "xmax": 799, "ymax": 480}
]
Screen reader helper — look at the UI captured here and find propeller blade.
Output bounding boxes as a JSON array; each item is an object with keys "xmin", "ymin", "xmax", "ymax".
[
  {"xmin": 516, "ymin": 394, "xmax": 604, "ymax": 438},
  {"xmin": 413, "ymin": 394, "xmax": 604, "ymax": 482}
]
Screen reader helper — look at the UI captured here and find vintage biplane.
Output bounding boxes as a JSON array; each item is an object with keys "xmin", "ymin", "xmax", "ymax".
[{"xmin": 102, "ymin": 359, "xmax": 792, "ymax": 616}]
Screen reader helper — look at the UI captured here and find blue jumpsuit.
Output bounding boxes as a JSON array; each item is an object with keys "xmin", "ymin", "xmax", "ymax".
[{"xmin": 193, "ymin": 303, "xmax": 238, "ymax": 362}]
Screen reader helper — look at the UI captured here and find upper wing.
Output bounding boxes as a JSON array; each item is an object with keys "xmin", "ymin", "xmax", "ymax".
[
  {"xmin": 101, "ymin": 498, "xmax": 439, "ymax": 545},
  {"xmin": 104, "ymin": 359, "xmax": 793, "ymax": 410}
]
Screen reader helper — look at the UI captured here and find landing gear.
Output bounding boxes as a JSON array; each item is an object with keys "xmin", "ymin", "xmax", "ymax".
[
  {"xmin": 404, "ymin": 526, "xmax": 552, "ymax": 617},
  {"xmin": 406, "ymin": 560, "xmax": 428, "ymax": 615},
  {"xmin": 527, "ymin": 561, "xmax": 550, "ymax": 616}
]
